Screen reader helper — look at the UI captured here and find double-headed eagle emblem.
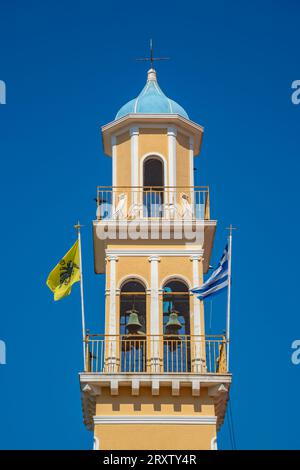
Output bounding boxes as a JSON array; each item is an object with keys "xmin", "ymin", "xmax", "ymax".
[{"xmin": 59, "ymin": 259, "xmax": 79, "ymax": 286}]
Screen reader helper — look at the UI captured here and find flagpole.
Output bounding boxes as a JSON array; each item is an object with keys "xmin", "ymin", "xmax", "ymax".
[
  {"xmin": 74, "ymin": 221, "xmax": 86, "ymax": 370},
  {"xmin": 225, "ymin": 224, "xmax": 235, "ymax": 372}
]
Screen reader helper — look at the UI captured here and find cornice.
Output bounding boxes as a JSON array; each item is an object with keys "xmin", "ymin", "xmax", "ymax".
[{"xmin": 93, "ymin": 415, "xmax": 217, "ymax": 425}]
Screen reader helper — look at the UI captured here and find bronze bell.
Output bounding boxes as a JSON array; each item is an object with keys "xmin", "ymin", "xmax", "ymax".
[
  {"xmin": 123, "ymin": 308, "xmax": 145, "ymax": 349},
  {"xmin": 165, "ymin": 308, "xmax": 182, "ymax": 336},
  {"xmin": 125, "ymin": 308, "xmax": 143, "ymax": 335}
]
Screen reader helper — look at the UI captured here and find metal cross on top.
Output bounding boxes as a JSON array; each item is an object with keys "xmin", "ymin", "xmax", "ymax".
[
  {"xmin": 225, "ymin": 224, "xmax": 237, "ymax": 238},
  {"xmin": 136, "ymin": 39, "xmax": 170, "ymax": 69}
]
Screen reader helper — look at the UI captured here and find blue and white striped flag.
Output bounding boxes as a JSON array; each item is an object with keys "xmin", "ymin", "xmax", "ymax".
[{"xmin": 191, "ymin": 245, "xmax": 229, "ymax": 299}]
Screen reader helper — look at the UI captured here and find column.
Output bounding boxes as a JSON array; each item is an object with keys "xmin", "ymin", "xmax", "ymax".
[
  {"xmin": 111, "ymin": 135, "xmax": 117, "ymax": 215},
  {"xmin": 112, "ymin": 135, "xmax": 117, "ymax": 187},
  {"xmin": 189, "ymin": 136, "xmax": 194, "ymax": 188},
  {"xmin": 190, "ymin": 255, "xmax": 204, "ymax": 372},
  {"xmin": 130, "ymin": 127, "xmax": 139, "ymax": 206},
  {"xmin": 167, "ymin": 127, "xmax": 177, "ymax": 210},
  {"xmin": 189, "ymin": 137, "xmax": 195, "ymax": 215},
  {"xmin": 107, "ymin": 255, "xmax": 118, "ymax": 372},
  {"xmin": 148, "ymin": 256, "xmax": 161, "ymax": 372}
]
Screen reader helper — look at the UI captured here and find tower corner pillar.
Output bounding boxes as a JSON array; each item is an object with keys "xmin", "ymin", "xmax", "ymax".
[
  {"xmin": 190, "ymin": 255, "xmax": 205, "ymax": 373},
  {"xmin": 148, "ymin": 256, "xmax": 161, "ymax": 372},
  {"xmin": 106, "ymin": 255, "xmax": 119, "ymax": 372}
]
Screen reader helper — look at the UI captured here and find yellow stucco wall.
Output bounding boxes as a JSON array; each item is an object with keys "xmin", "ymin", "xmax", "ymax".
[
  {"xmin": 96, "ymin": 386, "xmax": 214, "ymax": 415},
  {"xmin": 116, "ymin": 256, "xmax": 150, "ymax": 286},
  {"xmin": 116, "ymin": 131, "xmax": 131, "ymax": 187},
  {"xmin": 114, "ymin": 127, "xmax": 193, "ymax": 189},
  {"xmin": 94, "ymin": 386, "xmax": 216, "ymax": 450},
  {"xmin": 94, "ymin": 423, "xmax": 216, "ymax": 450},
  {"xmin": 138, "ymin": 129, "xmax": 168, "ymax": 176},
  {"xmin": 105, "ymin": 253, "xmax": 204, "ymax": 289},
  {"xmin": 176, "ymin": 132, "xmax": 191, "ymax": 188},
  {"xmin": 158, "ymin": 256, "xmax": 193, "ymax": 287}
]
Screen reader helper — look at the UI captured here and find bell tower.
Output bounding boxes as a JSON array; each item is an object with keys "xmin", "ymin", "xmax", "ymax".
[{"xmin": 80, "ymin": 66, "xmax": 232, "ymax": 450}]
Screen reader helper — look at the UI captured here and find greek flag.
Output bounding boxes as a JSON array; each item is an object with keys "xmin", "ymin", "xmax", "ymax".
[{"xmin": 191, "ymin": 245, "xmax": 229, "ymax": 299}]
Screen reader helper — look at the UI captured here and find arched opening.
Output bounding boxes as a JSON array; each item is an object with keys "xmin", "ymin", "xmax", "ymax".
[
  {"xmin": 162, "ymin": 279, "xmax": 191, "ymax": 372},
  {"xmin": 120, "ymin": 279, "xmax": 146, "ymax": 372},
  {"xmin": 143, "ymin": 157, "xmax": 164, "ymax": 217},
  {"xmin": 143, "ymin": 157, "xmax": 164, "ymax": 187}
]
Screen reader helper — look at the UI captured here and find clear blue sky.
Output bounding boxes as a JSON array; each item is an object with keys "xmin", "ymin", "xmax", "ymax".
[{"xmin": 0, "ymin": 0, "xmax": 300, "ymax": 450}]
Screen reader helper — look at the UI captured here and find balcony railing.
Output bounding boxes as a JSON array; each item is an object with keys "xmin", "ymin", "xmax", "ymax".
[
  {"xmin": 84, "ymin": 334, "xmax": 227, "ymax": 374},
  {"xmin": 96, "ymin": 186, "xmax": 210, "ymax": 221}
]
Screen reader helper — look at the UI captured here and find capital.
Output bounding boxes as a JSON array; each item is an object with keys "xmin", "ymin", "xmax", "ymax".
[
  {"xmin": 106, "ymin": 255, "xmax": 119, "ymax": 262},
  {"xmin": 167, "ymin": 126, "xmax": 177, "ymax": 137},
  {"xmin": 130, "ymin": 127, "xmax": 139, "ymax": 137},
  {"xmin": 148, "ymin": 256, "xmax": 161, "ymax": 263},
  {"xmin": 190, "ymin": 255, "xmax": 202, "ymax": 262}
]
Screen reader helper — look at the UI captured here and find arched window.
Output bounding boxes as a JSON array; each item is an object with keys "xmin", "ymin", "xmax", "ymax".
[
  {"xmin": 143, "ymin": 157, "xmax": 164, "ymax": 217},
  {"xmin": 120, "ymin": 280, "xmax": 146, "ymax": 372},
  {"xmin": 143, "ymin": 157, "xmax": 164, "ymax": 187},
  {"xmin": 163, "ymin": 280, "xmax": 190, "ymax": 334},
  {"xmin": 162, "ymin": 280, "xmax": 191, "ymax": 372}
]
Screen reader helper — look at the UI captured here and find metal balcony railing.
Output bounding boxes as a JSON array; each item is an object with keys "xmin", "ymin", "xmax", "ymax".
[
  {"xmin": 84, "ymin": 334, "xmax": 227, "ymax": 374},
  {"xmin": 96, "ymin": 186, "xmax": 210, "ymax": 220}
]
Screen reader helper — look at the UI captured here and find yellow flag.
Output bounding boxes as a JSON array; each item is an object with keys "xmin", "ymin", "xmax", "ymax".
[{"xmin": 46, "ymin": 240, "xmax": 80, "ymax": 301}]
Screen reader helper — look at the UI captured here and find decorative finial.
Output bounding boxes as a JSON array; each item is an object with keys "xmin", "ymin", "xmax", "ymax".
[
  {"xmin": 74, "ymin": 220, "xmax": 84, "ymax": 231},
  {"xmin": 147, "ymin": 68, "xmax": 157, "ymax": 82}
]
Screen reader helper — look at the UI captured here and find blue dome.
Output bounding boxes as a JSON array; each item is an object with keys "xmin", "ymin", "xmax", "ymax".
[{"xmin": 115, "ymin": 69, "xmax": 189, "ymax": 120}]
